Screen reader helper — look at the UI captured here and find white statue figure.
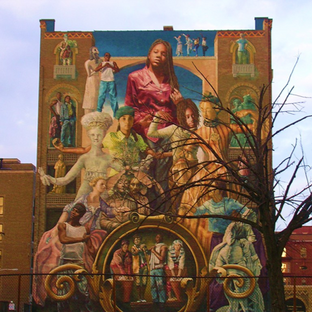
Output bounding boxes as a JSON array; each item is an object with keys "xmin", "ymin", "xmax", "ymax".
[
  {"xmin": 38, "ymin": 112, "xmax": 122, "ymax": 199},
  {"xmin": 82, "ymin": 47, "xmax": 102, "ymax": 114}
]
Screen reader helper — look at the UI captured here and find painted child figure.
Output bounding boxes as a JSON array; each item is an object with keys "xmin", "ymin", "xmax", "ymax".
[{"xmin": 131, "ymin": 234, "xmax": 149, "ymax": 302}]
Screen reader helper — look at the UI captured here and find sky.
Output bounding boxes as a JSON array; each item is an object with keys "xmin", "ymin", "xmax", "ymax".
[{"xmin": 0, "ymin": 0, "xmax": 311, "ymax": 227}]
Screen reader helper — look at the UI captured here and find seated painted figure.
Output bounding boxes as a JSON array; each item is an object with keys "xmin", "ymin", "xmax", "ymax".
[{"xmin": 32, "ymin": 177, "xmax": 115, "ymax": 306}]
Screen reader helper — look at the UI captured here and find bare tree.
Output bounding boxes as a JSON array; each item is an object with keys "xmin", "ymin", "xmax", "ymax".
[{"xmin": 146, "ymin": 60, "xmax": 312, "ymax": 311}]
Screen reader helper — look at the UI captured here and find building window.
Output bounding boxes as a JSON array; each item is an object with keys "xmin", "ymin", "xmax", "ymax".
[
  {"xmin": 0, "ymin": 224, "xmax": 3, "ymax": 241},
  {"xmin": 0, "ymin": 196, "xmax": 3, "ymax": 215},
  {"xmin": 282, "ymin": 248, "xmax": 287, "ymax": 258},
  {"xmin": 282, "ymin": 262, "xmax": 290, "ymax": 273},
  {"xmin": 300, "ymin": 247, "xmax": 307, "ymax": 258},
  {"xmin": 0, "ymin": 250, "xmax": 2, "ymax": 268}
]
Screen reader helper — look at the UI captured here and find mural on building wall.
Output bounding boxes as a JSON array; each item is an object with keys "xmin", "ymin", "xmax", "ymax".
[{"xmin": 34, "ymin": 26, "xmax": 270, "ymax": 311}]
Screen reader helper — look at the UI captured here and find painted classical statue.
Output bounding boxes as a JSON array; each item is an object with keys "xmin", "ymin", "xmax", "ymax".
[
  {"xmin": 38, "ymin": 111, "xmax": 122, "ymax": 199},
  {"xmin": 82, "ymin": 46, "xmax": 102, "ymax": 114},
  {"xmin": 209, "ymin": 210, "xmax": 265, "ymax": 311}
]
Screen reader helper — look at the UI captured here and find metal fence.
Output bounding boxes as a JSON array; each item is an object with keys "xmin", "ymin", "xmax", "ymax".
[{"xmin": 0, "ymin": 273, "xmax": 311, "ymax": 311}]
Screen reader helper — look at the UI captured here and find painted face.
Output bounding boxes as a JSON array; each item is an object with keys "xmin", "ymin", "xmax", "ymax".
[
  {"xmin": 119, "ymin": 115, "xmax": 134, "ymax": 134},
  {"xmin": 148, "ymin": 43, "xmax": 167, "ymax": 69},
  {"xmin": 92, "ymin": 47, "xmax": 99, "ymax": 56},
  {"xmin": 94, "ymin": 179, "xmax": 106, "ymax": 193},
  {"xmin": 134, "ymin": 237, "xmax": 141, "ymax": 245},
  {"xmin": 116, "ymin": 176, "xmax": 129, "ymax": 192},
  {"xmin": 64, "ymin": 96, "xmax": 71, "ymax": 103},
  {"xmin": 174, "ymin": 243, "xmax": 181, "ymax": 252},
  {"xmin": 104, "ymin": 53, "xmax": 111, "ymax": 61},
  {"xmin": 129, "ymin": 178, "xmax": 141, "ymax": 194},
  {"xmin": 185, "ymin": 107, "xmax": 196, "ymax": 129},
  {"xmin": 56, "ymin": 92, "xmax": 62, "ymax": 101},
  {"xmin": 121, "ymin": 244, "xmax": 129, "ymax": 253},
  {"xmin": 70, "ymin": 207, "xmax": 83, "ymax": 219},
  {"xmin": 155, "ymin": 234, "xmax": 162, "ymax": 243},
  {"xmin": 199, "ymin": 101, "xmax": 217, "ymax": 120},
  {"xmin": 87, "ymin": 127, "xmax": 105, "ymax": 147}
]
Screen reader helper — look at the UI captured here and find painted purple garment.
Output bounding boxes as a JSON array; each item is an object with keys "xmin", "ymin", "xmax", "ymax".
[
  {"xmin": 125, "ymin": 66, "xmax": 177, "ymax": 143},
  {"xmin": 208, "ymin": 229, "xmax": 268, "ymax": 311}
]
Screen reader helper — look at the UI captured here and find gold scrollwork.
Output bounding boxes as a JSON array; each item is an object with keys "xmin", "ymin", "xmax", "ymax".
[
  {"xmin": 129, "ymin": 212, "xmax": 174, "ymax": 224},
  {"xmin": 45, "ymin": 264, "xmax": 85, "ymax": 301},
  {"xmin": 45, "ymin": 264, "xmax": 100, "ymax": 302},
  {"xmin": 214, "ymin": 264, "xmax": 256, "ymax": 299}
]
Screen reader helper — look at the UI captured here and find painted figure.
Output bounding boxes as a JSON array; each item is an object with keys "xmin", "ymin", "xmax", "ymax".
[
  {"xmin": 131, "ymin": 234, "xmax": 149, "ymax": 302},
  {"xmin": 193, "ymin": 37, "xmax": 200, "ymax": 56},
  {"xmin": 65, "ymin": 177, "xmax": 115, "ymax": 238},
  {"xmin": 82, "ymin": 46, "xmax": 102, "ymax": 113},
  {"xmin": 128, "ymin": 176, "xmax": 150, "ymax": 215},
  {"xmin": 58, "ymin": 34, "xmax": 77, "ymax": 66},
  {"xmin": 179, "ymin": 99, "xmax": 256, "ymax": 214},
  {"xmin": 149, "ymin": 233, "xmax": 168, "ymax": 310},
  {"xmin": 201, "ymin": 36, "xmax": 208, "ymax": 56},
  {"xmin": 209, "ymin": 210, "xmax": 265, "ymax": 311},
  {"xmin": 102, "ymin": 173, "xmax": 132, "ymax": 230},
  {"xmin": 39, "ymin": 112, "xmax": 122, "ymax": 199},
  {"xmin": 110, "ymin": 240, "xmax": 133, "ymax": 304},
  {"xmin": 174, "ymin": 35, "xmax": 183, "ymax": 56},
  {"xmin": 147, "ymin": 99, "xmax": 200, "ymax": 211},
  {"xmin": 95, "ymin": 52, "xmax": 120, "ymax": 117},
  {"xmin": 60, "ymin": 95, "xmax": 76, "ymax": 147},
  {"xmin": 165, "ymin": 239, "xmax": 186, "ymax": 301},
  {"xmin": 58, "ymin": 177, "xmax": 112, "ymax": 269},
  {"xmin": 60, "ymin": 45, "xmax": 73, "ymax": 65},
  {"xmin": 49, "ymin": 92, "xmax": 62, "ymax": 140},
  {"xmin": 125, "ymin": 39, "xmax": 183, "ymax": 197},
  {"xmin": 236, "ymin": 33, "xmax": 249, "ymax": 64},
  {"xmin": 238, "ymin": 155, "xmax": 250, "ymax": 180},
  {"xmin": 110, "ymin": 239, "xmax": 133, "ymax": 278},
  {"xmin": 193, "ymin": 182, "xmax": 247, "ymax": 235},
  {"xmin": 57, "ymin": 203, "xmax": 90, "ymax": 312},
  {"xmin": 32, "ymin": 198, "xmax": 103, "ymax": 307},
  {"xmin": 50, "ymin": 154, "xmax": 66, "ymax": 194},
  {"xmin": 103, "ymin": 106, "xmax": 162, "ymax": 171},
  {"xmin": 182, "ymin": 34, "xmax": 193, "ymax": 56},
  {"xmin": 230, "ymin": 94, "xmax": 257, "ymax": 147}
]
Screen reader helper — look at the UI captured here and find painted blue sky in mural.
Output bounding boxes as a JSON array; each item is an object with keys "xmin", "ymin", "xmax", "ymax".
[{"xmin": 93, "ymin": 30, "xmax": 216, "ymax": 57}]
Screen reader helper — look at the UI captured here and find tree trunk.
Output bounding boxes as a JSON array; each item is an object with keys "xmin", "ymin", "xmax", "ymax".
[{"xmin": 264, "ymin": 234, "xmax": 287, "ymax": 312}]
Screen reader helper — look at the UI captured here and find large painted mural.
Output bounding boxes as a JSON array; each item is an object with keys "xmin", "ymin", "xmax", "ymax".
[{"xmin": 34, "ymin": 19, "xmax": 272, "ymax": 312}]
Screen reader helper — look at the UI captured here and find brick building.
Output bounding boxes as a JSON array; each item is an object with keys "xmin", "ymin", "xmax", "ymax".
[
  {"xmin": 282, "ymin": 226, "xmax": 312, "ymax": 310},
  {"xmin": 0, "ymin": 158, "xmax": 35, "ymax": 309},
  {"xmin": 282, "ymin": 226, "xmax": 312, "ymax": 282},
  {"xmin": 34, "ymin": 18, "xmax": 273, "ymax": 310}
]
